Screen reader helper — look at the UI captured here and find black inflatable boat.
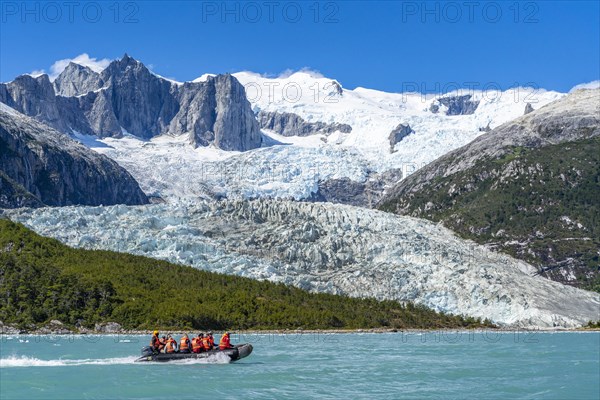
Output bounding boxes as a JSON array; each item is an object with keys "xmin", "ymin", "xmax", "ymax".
[{"xmin": 134, "ymin": 343, "xmax": 253, "ymax": 363}]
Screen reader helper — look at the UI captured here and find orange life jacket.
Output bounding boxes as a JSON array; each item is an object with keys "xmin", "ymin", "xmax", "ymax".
[
  {"xmin": 208, "ymin": 336, "xmax": 215, "ymax": 347},
  {"xmin": 191, "ymin": 337, "xmax": 203, "ymax": 353},
  {"xmin": 219, "ymin": 334, "xmax": 231, "ymax": 350},
  {"xmin": 165, "ymin": 338, "xmax": 177, "ymax": 353},
  {"xmin": 180, "ymin": 337, "xmax": 190, "ymax": 351},
  {"xmin": 201, "ymin": 336, "xmax": 212, "ymax": 351},
  {"xmin": 150, "ymin": 335, "xmax": 160, "ymax": 348}
]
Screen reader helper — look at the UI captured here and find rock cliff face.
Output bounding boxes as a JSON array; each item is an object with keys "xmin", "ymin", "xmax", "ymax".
[
  {"xmin": 7, "ymin": 200, "xmax": 600, "ymax": 328},
  {"xmin": 0, "ymin": 171, "xmax": 44, "ymax": 208},
  {"xmin": 379, "ymin": 89, "xmax": 600, "ymax": 290},
  {"xmin": 211, "ymin": 74, "xmax": 262, "ymax": 151},
  {"xmin": 0, "ymin": 55, "xmax": 262, "ymax": 151},
  {"xmin": 0, "ymin": 104, "xmax": 148, "ymax": 207},
  {"xmin": 1, "ymin": 75, "xmax": 67, "ymax": 132},
  {"xmin": 257, "ymin": 111, "xmax": 352, "ymax": 137},
  {"xmin": 53, "ymin": 62, "xmax": 105, "ymax": 97},
  {"xmin": 167, "ymin": 74, "xmax": 261, "ymax": 150}
]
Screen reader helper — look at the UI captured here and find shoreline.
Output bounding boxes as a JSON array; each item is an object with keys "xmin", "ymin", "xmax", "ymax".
[{"xmin": 2, "ymin": 327, "xmax": 599, "ymax": 336}]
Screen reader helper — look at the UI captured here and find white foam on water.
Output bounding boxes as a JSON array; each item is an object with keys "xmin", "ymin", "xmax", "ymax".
[
  {"xmin": 0, "ymin": 355, "xmax": 138, "ymax": 368},
  {"xmin": 0, "ymin": 352, "xmax": 232, "ymax": 368}
]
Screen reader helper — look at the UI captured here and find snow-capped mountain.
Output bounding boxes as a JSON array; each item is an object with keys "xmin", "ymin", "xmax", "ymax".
[
  {"xmin": 231, "ymin": 70, "xmax": 563, "ymax": 166},
  {"xmin": 7, "ymin": 200, "xmax": 599, "ymax": 328},
  {"xmin": 1, "ymin": 57, "xmax": 565, "ymax": 203},
  {"xmin": 81, "ymin": 66, "xmax": 566, "ymax": 203}
]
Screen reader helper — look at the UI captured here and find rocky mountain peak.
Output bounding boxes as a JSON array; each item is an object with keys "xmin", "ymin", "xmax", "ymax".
[
  {"xmin": 66, "ymin": 61, "xmax": 89, "ymax": 72},
  {"xmin": 101, "ymin": 54, "xmax": 149, "ymax": 82},
  {"xmin": 3, "ymin": 73, "xmax": 65, "ymax": 130},
  {"xmin": 13, "ymin": 73, "xmax": 53, "ymax": 92},
  {"xmin": 0, "ymin": 56, "xmax": 270, "ymax": 152},
  {"xmin": 180, "ymin": 73, "xmax": 262, "ymax": 150},
  {"xmin": 54, "ymin": 62, "xmax": 104, "ymax": 97}
]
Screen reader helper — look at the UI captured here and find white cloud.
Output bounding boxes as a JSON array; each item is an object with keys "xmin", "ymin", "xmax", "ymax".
[
  {"xmin": 48, "ymin": 53, "xmax": 112, "ymax": 80},
  {"xmin": 28, "ymin": 69, "xmax": 46, "ymax": 78},
  {"xmin": 276, "ymin": 67, "xmax": 325, "ymax": 79},
  {"xmin": 570, "ymin": 80, "xmax": 600, "ymax": 92},
  {"xmin": 245, "ymin": 68, "xmax": 326, "ymax": 80}
]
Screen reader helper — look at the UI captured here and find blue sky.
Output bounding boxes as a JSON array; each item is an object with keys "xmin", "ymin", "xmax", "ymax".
[{"xmin": 1, "ymin": 1, "xmax": 598, "ymax": 92}]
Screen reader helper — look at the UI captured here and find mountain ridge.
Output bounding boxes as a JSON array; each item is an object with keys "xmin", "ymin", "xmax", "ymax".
[{"xmin": 1, "ymin": 55, "xmax": 262, "ymax": 151}]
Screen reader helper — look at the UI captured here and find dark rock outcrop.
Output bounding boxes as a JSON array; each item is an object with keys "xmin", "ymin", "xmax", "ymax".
[
  {"xmin": 311, "ymin": 169, "xmax": 403, "ymax": 208},
  {"xmin": 524, "ymin": 103, "xmax": 534, "ymax": 115},
  {"xmin": 168, "ymin": 74, "xmax": 262, "ymax": 150},
  {"xmin": 388, "ymin": 123, "xmax": 414, "ymax": 148},
  {"xmin": 258, "ymin": 111, "xmax": 352, "ymax": 137},
  {"xmin": 330, "ymin": 81, "xmax": 343, "ymax": 95},
  {"xmin": 0, "ymin": 104, "xmax": 148, "ymax": 207},
  {"xmin": 0, "ymin": 55, "xmax": 263, "ymax": 151},
  {"xmin": 430, "ymin": 94, "xmax": 480, "ymax": 115}
]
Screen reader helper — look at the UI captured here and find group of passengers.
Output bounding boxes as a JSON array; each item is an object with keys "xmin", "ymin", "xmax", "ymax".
[{"xmin": 150, "ymin": 330, "xmax": 233, "ymax": 354}]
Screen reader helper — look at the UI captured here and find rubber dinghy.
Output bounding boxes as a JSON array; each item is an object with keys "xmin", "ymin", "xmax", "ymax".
[{"xmin": 135, "ymin": 344, "xmax": 253, "ymax": 363}]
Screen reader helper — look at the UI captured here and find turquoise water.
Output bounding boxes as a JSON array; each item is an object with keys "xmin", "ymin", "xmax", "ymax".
[{"xmin": 1, "ymin": 332, "xmax": 598, "ymax": 399}]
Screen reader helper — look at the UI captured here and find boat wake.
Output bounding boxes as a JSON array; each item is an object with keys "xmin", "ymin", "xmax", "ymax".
[
  {"xmin": 0, "ymin": 355, "xmax": 138, "ymax": 368},
  {"xmin": 0, "ymin": 352, "xmax": 232, "ymax": 368}
]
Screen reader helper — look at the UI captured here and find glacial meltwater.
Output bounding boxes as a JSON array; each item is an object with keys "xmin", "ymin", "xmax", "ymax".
[{"xmin": 1, "ymin": 332, "xmax": 598, "ymax": 399}]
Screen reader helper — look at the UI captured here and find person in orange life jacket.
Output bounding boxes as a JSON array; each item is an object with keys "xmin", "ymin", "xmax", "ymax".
[
  {"xmin": 207, "ymin": 331, "xmax": 215, "ymax": 349},
  {"xmin": 219, "ymin": 331, "xmax": 233, "ymax": 350},
  {"xmin": 165, "ymin": 334, "xmax": 178, "ymax": 354},
  {"xmin": 191, "ymin": 333, "xmax": 204, "ymax": 353},
  {"xmin": 150, "ymin": 330, "xmax": 164, "ymax": 353},
  {"xmin": 179, "ymin": 334, "xmax": 191, "ymax": 353},
  {"xmin": 201, "ymin": 333, "xmax": 212, "ymax": 351}
]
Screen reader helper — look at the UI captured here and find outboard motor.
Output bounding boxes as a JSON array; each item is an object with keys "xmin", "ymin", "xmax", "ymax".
[{"xmin": 140, "ymin": 346, "xmax": 154, "ymax": 357}]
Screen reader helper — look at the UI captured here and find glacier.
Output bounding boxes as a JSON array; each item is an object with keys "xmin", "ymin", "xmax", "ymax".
[{"xmin": 7, "ymin": 200, "xmax": 599, "ymax": 328}]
